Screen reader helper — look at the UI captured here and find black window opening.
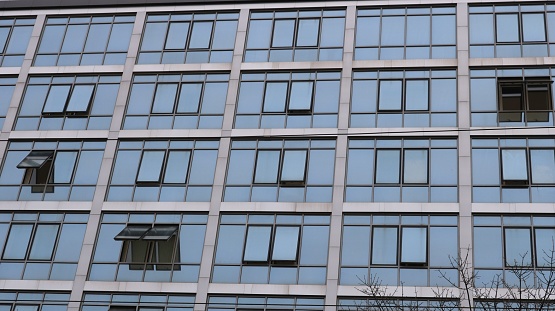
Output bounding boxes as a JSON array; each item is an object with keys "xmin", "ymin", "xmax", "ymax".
[
  {"xmin": 114, "ymin": 224, "xmax": 180, "ymax": 270},
  {"xmin": 253, "ymin": 149, "xmax": 308, "ymax": 186},
  {"xmin": 242, "ymin": 225, "xmax": 301, "ymax": 263},
  {"xmin": 17, "ymin": 150, "xmax": 55, "ymax": 193},
  {"xmin": 498, "ymin": 79, "xmax": 553, "ymax": 123}
]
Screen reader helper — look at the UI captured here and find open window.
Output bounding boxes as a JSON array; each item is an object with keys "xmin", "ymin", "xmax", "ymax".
[
  {"xmin": 17, "ymin": 150, "xmax": 54, "ymax": 193},
  {"xmin": 253, "ymin": 149, "xmax": 308, "ymax": 186},
  {"xmin": 115, "ymin": 225, "xmax": 180, "ymax": 270},
  {"xmin": 242, "ymin": 225, "xmax": 300, "ymax": 263},
  {"xmin": 501, "ymin": 149, "xmax": 529, "ymax": 187},
  {"xmin": 42, "ymin": 84, "xmax": 95, "ymax": 116},
  {"xmin": 498, "ymin": 79, "xmax": 552, "ymax": 123}
]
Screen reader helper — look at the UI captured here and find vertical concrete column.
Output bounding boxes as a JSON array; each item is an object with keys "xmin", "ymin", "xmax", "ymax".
[
  {"xmin": 456, "ymin": 2, "xmax": 473, "ymax": 310},
  {"xmin": 337, "ymin": 6, "xmax": 356, "ymax": 131}
]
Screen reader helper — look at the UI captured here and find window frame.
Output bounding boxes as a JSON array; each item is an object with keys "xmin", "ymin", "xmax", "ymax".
[
  {"xmin": 497, "ymin": 78, "xmax": 553, "ymax": 123},
  {"xmin": 374, "ymin": 148, "xmax": 430, "ymax": 185},
  {"xmin": 242, "ymin": 224, "xmax": 301, "ymax": 264},
  {"xmin": 253, "ymin": 149, "xmax": 308, "ymax": 186}
]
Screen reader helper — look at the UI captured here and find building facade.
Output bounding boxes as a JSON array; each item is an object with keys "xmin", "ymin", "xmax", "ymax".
[{"xmin": 0, "ymin": 0, "xmax": 553, "ymax": 310}]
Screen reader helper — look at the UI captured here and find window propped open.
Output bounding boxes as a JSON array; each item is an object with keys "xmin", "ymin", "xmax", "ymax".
[
  {"xmin": 17, "ymin": 150, "xmax": 54, "ymax": 169},
  {"xmin": 66, "ymin": 84, "xmax": 94, "ymax": 113},
  {"xmin": 142, "ymin": 225, "xmax": 178, "ymax": 241},
  {"xmin": 288, "ymin": 81, "xmax": 314, "ymax": 112},
  {"xmin": 498, "ymin": 79, "xmax": 553, "ymax": 123},
  {"xmin": 280, "ymin": 150, "xmax": 307, "ymax": 184},
  {"xmin": 114, "ymin": 225, "xmax": 151, "ymax": 240},
  {"xmin": 271, "ymin": 226, "xmax": 300, "ymax": 261},
  {"xmin": 136, "ymin": 151, "xmax": 165, "ymax": 183}
]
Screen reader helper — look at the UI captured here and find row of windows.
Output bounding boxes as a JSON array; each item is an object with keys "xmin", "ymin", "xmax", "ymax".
[
  {"xmin": 0, "ymin": 138, "xmax": 554, "ymax": 203},
  {"xmin": 0, "ymin": 212, "xmax": 554, "ymax": 286}
]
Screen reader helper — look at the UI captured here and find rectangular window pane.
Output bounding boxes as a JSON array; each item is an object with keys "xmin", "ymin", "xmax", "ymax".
[
  {"xmin": 115, "ymin": 226, "xmax": 151, "ymax": 240},
  {"xmin": 288, "ymin": 81, "xmax": 313, "ymax": 111},
  {"xmin": 254, "ymin": 150, "xmax": 280, "ymax": 183},
  {"xmin": 263, "ymin": 82, "xmax": 288, "ymax": 112},
  {"xmin": 531, "ymin": 150, "xmax": 555, "ymax": 184},
  {"xmin": 43, "ymin": 85, "xmax": 71, "ymax": 113},
  {"xmin": 535, "ymin": 228, "xmax": 555, "ymax": 267},
  {"xmin": 272, "ymin": 20, "xmax": 295, "ymax": 47},
  {"xmin": 381, "ymin": 16, "xmax": 405, "ymax": 46},
  {"xmin": 406, "ymin": 15, "xmax": 430, "ymax": 45},
  {"xmin": 403, "ymin": 150, "xmax": 428, "ymax": 184},
  {"xmin": 296, "ymin": 19, "xmax": 319, "ymax": 47},
  {"xmin": 142, "ymin": 225, "xmax": 178, "ymax": 241},
  {"xmin": 165, "ymin": 22, "xmax": 189, "ymax": 49},
  {"xmin": 84, "ymin": 24, "xmax": 110, "ymax": 52},
  {"xmin": 28, "ymin": 224, "xmax": 59, "ymax": 260},
  {"xmin": 401, "ymin": 227, "xmax": 427, "ymax": 264},
  {"xmin": 17, "ymin": 151, "xmax": 54, "ymax": 169},
  {"xmin": 371, "ymin": 227, "xmax": 398, "ymax": 264},
  {"xmin": 378, "ymin": 80, "xmax": 402, "ymax": 111},
  {"xmin": 522, "ymin": 13, "xmax": 546, "ymax": 42},
  {"xmin": 152, "ymin": 84, "xmax": 178, "ymax": 114},
  {"xmin": 271, "ymin": 226, "xmax": 300, "ymax": 261},
  {"xmin": 243, "ymin": 226, "xmax": 271, "ymax": 262},
  {"xmin": 505, "ymin": 228, "xmax": 532, "ymax": 266},
  {"xmin": 496, "ymin": 14, "xmax": 519, "ymax": 43},
  {"xmin": 189, "ymin": 22, "xmax": 213, "ymax": 49},
  {"xmin": 3, "ymin": 224, "xmax": 33, "ymax": 259},
  {"xmin": 52, "ymin": 151, "xmax": 78, "ymax": 183},
  {"xmin": 501, "ymin": 149, "xmax": 528, "ymax": 182},
  {"xmin": 177, "ymin": 83, "xmax": 202, "ymax": 113},
  {"xmin": 247, "ymin": 20, "xmax": 272, "ymax": 49},
  {"xmin": 163, "ymin": 151, "xmax": 190, "ymax": 184},
  {"xmin": 60, "ymin": 24, "xmax": 87, "ymax": 53},
  {"xmin": 66, "ymin": 85, "xmax": 94, "ymax": 113},
  {"xmin": 137, "ymin": 151, "xmax": 166, "ymax": 183},
  {"xmin": 280, "ymin": 150, "xmax": 307, "ymax": 182},
  {"xmin": 405, "ymin": 80, "xmax": 428, "ymax": 111},
  {"xmin": 375, "ymin": 150, "xmax": 400, "ymax": 183}
]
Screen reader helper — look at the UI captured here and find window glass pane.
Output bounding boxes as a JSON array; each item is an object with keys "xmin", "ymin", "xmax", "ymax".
[
  {"xmin": 406, "ymin": 16, "xmax": 430, "ymax": 45},
  {"xmin": 212, "ymin": 20, "xmax": 237, "ymax": 49},
  {"xmin": 381, "ymin": 16, "xmax": 405, "ymax": 45},
  {"xmin": 320, "ymin": 18, "xmax": 344, "ymax": 47},
  {"xmin": 474, "ymin": 227, "xmax": 502, "ymax": 268},
  {"xmin": 289, "ymin": 82, "xmax": 313, "ymax": 111},
  {"xmin": 254, "ymin": 151, "xmax": 280, "ymax": 183},
  {"xmin": 55, "ymin": 223, "xmax": 86, "ymax": 261},
  {"xmin": 405, "ymin": 80, "xmax": 428, "ymax": 110},
  {"xmin": 43, "ymin": 85, "xmax": 71, "ymax": 113},
  {"xmin": 372, "ymin": 227, "xmax": 398, "ymax": 264},
  {"xmin": 29, "ymin": 224, "xmax": 59, "ymax": 260},
  {"xmin": 531, "ymin": 150, "xmax": 555, "ymax": 184},
  {"xmin": 163, "ymin": 151, "xmax": 190, "ymax": 183},
  {"xmin": 375, "ymin": 150, "xmax": 400, "ymax": 183},
  {"xmin": 6, "ymin": 26, "xmax": 33, "ymax": 54},
  {"xmin": 356, "ymin": 17, "xmax": 379, "ymax": 46},
  {"xmin": 107, "ymin": 23, "xmax": 133, "ymax": 52},
  {"xmin": 152, "ymin": 84, "xmax": 178, "ymax": 113},
  {"xmin": 522, "ymin": 14, "xmax": 546, "ymax": 42},
  {"xmin": 297, "ymin": 19, "xmax": 319, "ymax": 47},
  {"xmin": 246, "ymin": 20, "xmax": 272, "ymax": 49},
  {"xmin": 141, "ymin": 23, "xmax": 168, "ymax": 51},
  {"xmin": 243, "ymin": 226, "xmax": 271, "ymax": 262},
  {"xmin": 200, "ymin": 82, "xmax": 227, "ymax": 114},
  {"xmin": 165, "ymin": 22, "xmax": 189, "ymax": 49},
  {"xmin": 177, "ymin": 83, "xmax": 202, "ymax": 113},
  {"xmin": 496, "ymin": 14, "xmax": 519, "ymax": 43},
  {"xmin": 188, "ymin": 150, "xmax": 217, "ymax": 184},
  {"xmin": 346, "ymin": 149, "xmax": 373, "ymax": 184},
  {"xmin": 535, "ymin": 228, "xmax": 555, "ymax": 267},
  {"xmin": 404, "ymin": 150, "xmax": 428, "ymax": 184},
  {"xmin": 281, "ymin": 150, "xmax": 307, "ymax": 182},
  {"xmin": 272, "ymin": 226, "xmax": 299, "ymax": 261},
  {"xmin": 0, "ymin": 27, "xmax": 9, "ymax": 52},
  {"xmin": 501, "ymin": 149, "xmax": 528, "ymax": 181},
  {"xmin": 432, "ymin": 15, "xmax": 456, "ymax": 45},
  {"xmin": 505, "ymin": 228, "xmax": 532, "ymax": 266},
  {"xmin": 272, "ymin": 20, "xmax": 295, "ymax": 47},
  {"xmin": 215, "ymin": 225, "xmax": 245, "ymax": 264},
  {"xmin": 263, "ymin": 82, "xmax": 288, "ymax": 112},
  {"xmin": 189, "ymin": 22, "xmax": 213, "ymax": 49},
  {"xmin": 84, "ymin": 24, "xmax": 110, "ymax": 52},
  {"xmin": 430, "ymin": 227, "xmax": 457, "ymax": 266},
  {"xmin": 60, "ymin": 25, "xmax": 87, "ymax": 53},
  {"xmin": 17, "ymin": 151, "xmax": 53, "ymax": 169},
  {"xmin": 401, "ymin": 227, "xmax": 427, "ymax": 264},
  {"xmin": 38, "ymin": 25, "xmax": 65, "ymax": 53},
  {"xmin": 66, "ymin": 85, "xmax": 94, "ymax": 112},
  {"xmin": 378, "ymin": 80, "xmax": 402, "ymax": 111},
  {"xmin": 341, "ymin": 226, "xmax": 370, "ymax": 266},
  {"xmin": 53, "ymin": 151, "xmax": 77, "ymax": 183},
  {"xmin": 143, "ymin": 225, "xmax": 178, "ymax": 241},
  {"xmin": 549, "ymin": 13, "xmax": 555, "ymax": 42},
  {"xmin": 3, "ymin": 224, "xmax": 33, "ymax": 259},
  {"xmin": 137, "ymin": 151, "xmax": 165, "ymax": 182}
]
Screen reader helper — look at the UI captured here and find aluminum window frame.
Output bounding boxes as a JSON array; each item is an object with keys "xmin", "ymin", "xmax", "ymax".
[{"xmin": 0, "ymin": 17, "xmax": 35, "ymax": 67}]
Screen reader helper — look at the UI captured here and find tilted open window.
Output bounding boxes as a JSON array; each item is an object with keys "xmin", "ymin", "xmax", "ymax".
[
  {"xmin": 17, "ymin": 150, "xmax": 55, "ymax": 193},
  {"xmin": 498, "ymin": 79, "xmax": 552, "ymax": 123},
  {"xmin": 242, "ymin": 225, "xmax": 301, "ymax": 263},
  {"xmin": 254, "ymin": 149, "xmax": 308, "ymax": 186},
  {"xmin": 41, "ymin": 84, "xmax": 95, "ymax": 116}
]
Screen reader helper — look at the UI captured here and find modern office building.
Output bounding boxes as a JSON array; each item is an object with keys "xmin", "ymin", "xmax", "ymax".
[{"xmin": 0, "ymin": 0, "xmax": 553, "ymax": 310}]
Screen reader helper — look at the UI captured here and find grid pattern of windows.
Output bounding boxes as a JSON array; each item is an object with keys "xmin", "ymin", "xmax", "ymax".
[
  {"xmin": 81, "ymin": 293, "xmax": 195, "ymax": 311},
  {"xmin": 469, "ymin": 4, "xmax": 555, "ymax": 58},
  {"xmin": 470, "ymin": 68, "xmax": 555, "ymax": 126},
  {"xmin": 472, "ymin": 138, "xmax": 555, "ymax": 203},
  {"xmin": 212, "ymin": 214, "xmax": 330, "ymax": 284},
  {"xmin": 235, "ymin": 71, "xmax": 340, "ymax": 129},
  {"xmin": 0, "ymin": 18, "xmax": 34, "ymax": 67},
  {"xmin": 207, "ymin": 296, "xmax": 324, "ymax": 311},
  {"xmin": 0, "ymin": 212, "xmax": 87, "ymax": 281},
  {"xmin": 0, "ymin": 292, "xmax": 70, "ymax": 311},
  {"xmin": 350, "ymin": 70, "xmax": 457, "ymax": 127},
  {"xmin": 345, "ymin": 139, "xmax": 458, "ymax": 202},
  {"xmin": 0, "ymin": 77, "xmax": 16, "ymax": 130},
  {"xmin": 355, "ymin": 7, "xmax": 456, "ymax": 60},
  {"xmin": 224, "ymin": 139, "xmax": 336, "ymax": 202},
  {"xmin": 123, "ymin": 73, "xmax": 229, "ymax": 129},
  {"xmin": 339, "ymin": 298, "xmax": 458, "ymax": 311},
  {"xmin": 138, "ymin": 12, "xmax": 238, "ymax": 64},
  {"xmin": 340, "ymin": 215, "xmax": 458, "ymax": 287},
  {"xmin": 106, "ymin": 140, "xmax": 218, "ymax": 202},
  {"xmin": 14, "ymin": 75, "xmax": 120, "ymax": 131},
  {"xmin": 90, "ymin": 213, "xmax": 206, "ymax": 282},
  {"xmin": 34, "ymin": 15, "xmax": 134, "ymax": 66},
  {"xmin": 244, "ymin": 9, "xmax": 345, "ymax": 62},
  {"xmin": 474, "ymin": 215, "xmax": 555, "ymax": 286},
  {"xmin": 0, "ymin": 141, "xmax": 105, "ymax": 201}
]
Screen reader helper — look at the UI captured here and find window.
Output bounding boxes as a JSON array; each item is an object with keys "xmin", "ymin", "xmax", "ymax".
[
  {"xmin": 470, "ymin": 68, "xmax": 555, "ymax": 126},
  {"xmin": 0, "ymin": 141, "xmax": 105, "ymax": 201},
  {"xmin": 244, "ymin": 9, "xmax": 345, "ymax": 62},
  {"xmin": 138, "ymin": 12, "xmax": 238, "ymax": 64},
  {"xmin": 351, "ymin": 70, "xmax": 457, "ymax": 128},
  {"xmin": 235, "ymin": 71, "xmax": 340, "ymax": 129},
  {"xmin": 123, "ymin": 73, "xmax": 229, "ymax": 130},
  {"xmin": 0, "ymin": 292, "xmax": 69, "ymax": 310},
  {"xmin": 0, "ymin": 18, "xmax": 34, "ymax": 67},
  {"xmin": 224, "ymin": 139, "xmax": 336, "ymax": 202},
  {"xmin": 82, "ymin": 293, "xmax": 195, "ymax": 311},
  {"xmin": 0, "ymin": 212, "xmax": 87, "ymax": 280},
  {"xmin": 340, "ymin": 214, "xmax": 458, "ymax": 287},
  {"xmin": 90, "ymin": 213, "xmax": 207, "ymax": 282},
  {"xmin": 345, "ymin": 139, "xmax": 458, "ymax": 203},
  {"xmin": 469, "ymin": 4, "xmax": 555, "ymax": 58},
  {"xmin": 107, "ymin": 140, "xmax": 218, "ymax": 202},
  {"xmin": 34, "ymin": 15, "xmax": 134, "ymax": 66},
  {"xmin": 355, "ymin": 7, "xmax": 456, "ymax": 60},
  {"xmin": 213, "ymin": 214, "xmax": 330, "ymax": 284},
  {"xmin": 474, "ymin": 215, "xmax": 555, "ymax": 286},
  {"xmin": 471, "ymin": 138, "xmax": 555, "ymax": 203},
  {"xmin": 207, "ymin": 296, "xmax": 324, "ymax": 311},
  {"xmin": 0, "ymin": 77, "xmax": 16, "ymax": 130},
  {"xmin": 15, "ymin": 75, "xmax": 120, "ymax": 131},
  {"xmin": 339, "ymin": 298, "xmax": 458, "ymax": 311}
]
